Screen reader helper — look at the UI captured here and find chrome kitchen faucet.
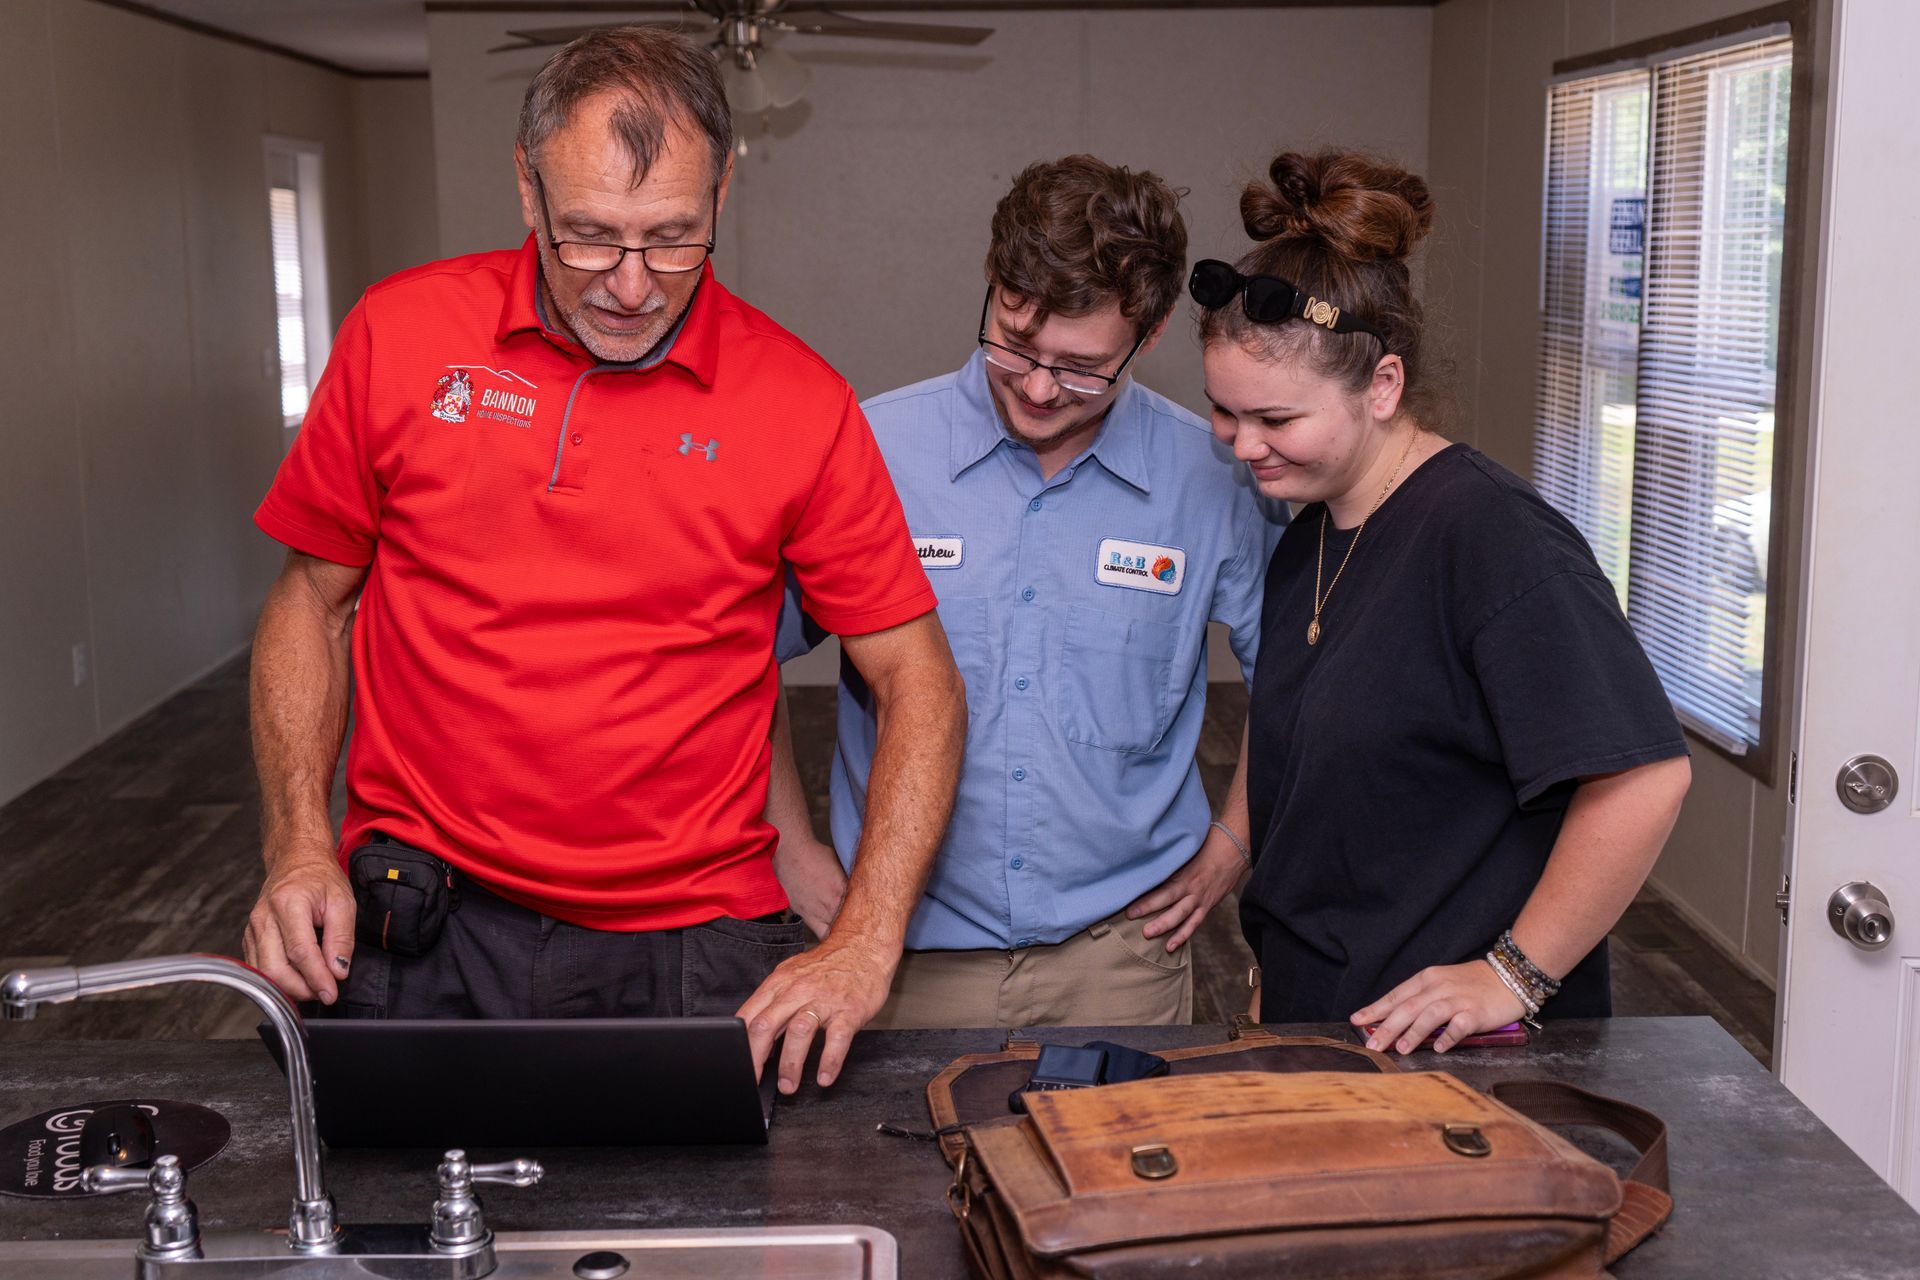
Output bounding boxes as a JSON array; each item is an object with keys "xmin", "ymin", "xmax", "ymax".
[{"xmin": 1, "ymin": 953, "xmax": 542, "ymax": 1278}]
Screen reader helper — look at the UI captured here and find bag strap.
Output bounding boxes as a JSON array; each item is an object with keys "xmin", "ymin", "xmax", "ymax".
[{"xmin": 1489, "ymin": 1079, "xmax": 1673, "ymax": 1264}]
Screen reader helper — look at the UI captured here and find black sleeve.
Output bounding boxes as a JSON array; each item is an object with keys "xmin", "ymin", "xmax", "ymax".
[{"xmin": 1469, "ymin": 570, "xmax": 1688, "ymax": 807}]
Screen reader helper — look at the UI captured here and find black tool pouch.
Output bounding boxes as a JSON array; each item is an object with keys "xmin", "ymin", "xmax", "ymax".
[{"xmin": 348, "ymin": 835, "xmax": 456, "ymax": 958}]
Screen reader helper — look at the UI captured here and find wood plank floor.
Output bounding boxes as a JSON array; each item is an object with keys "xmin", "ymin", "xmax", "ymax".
[{"xmin": 0, "ymin": 653, "xmax": 1776, "ymax": 1065}]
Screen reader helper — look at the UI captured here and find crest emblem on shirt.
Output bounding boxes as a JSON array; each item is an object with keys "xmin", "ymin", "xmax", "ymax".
[
  {"xmin": 429, "ymin": 370, "xmax": 472, "ymax": 423},
  {"xmin": 1095, "ymin": 538, "xmax": 1186, "ymax": 596}
]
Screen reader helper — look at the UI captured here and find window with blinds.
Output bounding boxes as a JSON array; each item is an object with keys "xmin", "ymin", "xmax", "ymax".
[
  {"xmin": 1535, "ymin": 29, "xmax": 1792, "ymax": 756},
  {"xmin": 269, "ymin": 184, "xmax": 308, "ymax": 427},
  {"xmin": 266, "ymin": 140, "xmax": 329, "ymax": 432}
]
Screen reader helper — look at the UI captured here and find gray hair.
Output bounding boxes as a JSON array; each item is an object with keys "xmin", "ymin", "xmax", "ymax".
[{"xmin": 517, "ymin": 27, "xmax": 733, "ymax": 190}]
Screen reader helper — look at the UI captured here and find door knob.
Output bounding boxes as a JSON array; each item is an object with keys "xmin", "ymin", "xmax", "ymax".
[{"xmin": 1828, "ymin": 881, "xmax": 1895, "ymax": 951}]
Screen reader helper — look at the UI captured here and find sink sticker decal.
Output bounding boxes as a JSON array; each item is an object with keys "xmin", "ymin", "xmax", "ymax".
[{"xmin": 0, "ymin": 1098, "xmax": 230, "ymax": 1198}]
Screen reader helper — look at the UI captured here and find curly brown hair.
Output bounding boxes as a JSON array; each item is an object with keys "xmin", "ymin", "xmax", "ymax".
[
  {"xmin": 985, "ymin": 155, "xmax": 1188, "ymax": 335},
  {"xmin": 1200, "ymin": 149, "xmax": 1447, "ymax": 426}
]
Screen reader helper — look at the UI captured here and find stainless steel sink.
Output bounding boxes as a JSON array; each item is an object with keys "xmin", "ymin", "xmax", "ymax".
[{"xmin": 0, "ymin": 1225, "xmax": 898, "ymax": 1278}]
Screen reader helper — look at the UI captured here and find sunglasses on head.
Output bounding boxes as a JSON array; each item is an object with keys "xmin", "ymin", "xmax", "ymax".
[{"xmin": 1188, "ymin": 259, "xmax": 1387, "ymax": 346}]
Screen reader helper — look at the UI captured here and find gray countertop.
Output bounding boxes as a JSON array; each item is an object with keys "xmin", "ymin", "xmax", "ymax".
[{"xmin": 3, "ymin": 1017, "xmax": 1917, "ymax": 1277}]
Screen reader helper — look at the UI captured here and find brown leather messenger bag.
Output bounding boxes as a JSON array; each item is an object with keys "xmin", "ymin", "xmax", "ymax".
[{"xmin": 925, "ymin": 1027, "xmax": 1672, "ymax": 1279}]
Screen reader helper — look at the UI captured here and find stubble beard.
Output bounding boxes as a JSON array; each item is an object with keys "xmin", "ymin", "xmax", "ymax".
[{"xmin": 538, "ymin": 251, "xmax": 682, "ymax": 365}]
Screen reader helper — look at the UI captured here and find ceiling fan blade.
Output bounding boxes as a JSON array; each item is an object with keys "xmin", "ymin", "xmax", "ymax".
[
  {"xmin": 753, "ymin": 45, "xmax": 813, "ymax": 108},
  {"xmin": 775, "ymin": 11, "xmax": 993, "ymax": 45},
  {"xmin": 490, "ymin": 19, "xmax": 708, "ymax": 55},
  {"xmin": 717, "ymin": 58, "xmax": 773, "ymax": 113}
]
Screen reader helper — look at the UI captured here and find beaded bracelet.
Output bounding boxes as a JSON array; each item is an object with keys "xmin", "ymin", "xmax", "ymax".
[
  {"xmin": 1484, "ymin": 952, "xmax": 1544, "ymax": 1030},
  {"xmin": 1495, "ymin": 930, "xmax": 1562, "ymax": 999}
]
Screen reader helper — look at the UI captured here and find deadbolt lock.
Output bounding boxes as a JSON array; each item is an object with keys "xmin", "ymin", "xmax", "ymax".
[{"xmin": 1836, "ymin": 755, "xmax": 1899, "ymax": 815}]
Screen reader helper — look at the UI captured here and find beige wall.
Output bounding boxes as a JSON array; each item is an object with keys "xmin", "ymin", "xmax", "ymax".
[
  {"xmin": 1427, "ymin": 0, "xmax": 1827, "ymax": 984},
  {"xmin": 355, "ymin": 78, "xmax": 442, "ymax": 282},
  {"xmin": 0, "ymin": 0, "xmax": 430, "ymax": 807},
  {"xmin": 427, "ymin": 6, "xmax": 1434, "ymax": 683}
]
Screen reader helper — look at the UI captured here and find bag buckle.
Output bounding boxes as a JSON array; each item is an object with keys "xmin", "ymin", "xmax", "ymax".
[
  {"xmin": 1443, "ymin": 1123, "xmax": 1493, "ymax": 1158},
  {"xmin": 947, "ymin": 1147, "xmax": 973, "ymax": 1220},
  {"xmin": 1130, "ymin": 1144, "xmax": 1179, "ymax": 1180}
]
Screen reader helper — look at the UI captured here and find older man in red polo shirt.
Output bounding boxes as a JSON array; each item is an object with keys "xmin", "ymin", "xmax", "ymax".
[{"xmin": 242, "ymin": 28, "xmax": 964, "ymax": 1095}]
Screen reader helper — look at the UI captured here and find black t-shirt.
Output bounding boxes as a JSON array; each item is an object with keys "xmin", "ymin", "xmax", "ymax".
[{"xmin": 1241, "ymin": 443, "xmax": 1687, "ymax": 1022}]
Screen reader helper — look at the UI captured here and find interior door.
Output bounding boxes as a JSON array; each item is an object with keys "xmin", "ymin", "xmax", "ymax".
[{"xmin": 1777, "ymin": 0, "xmax": 1920, "ymax": 1209}]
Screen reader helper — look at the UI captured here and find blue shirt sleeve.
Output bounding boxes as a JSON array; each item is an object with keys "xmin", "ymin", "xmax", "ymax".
[
  {"xmin": 774, "ymin": 566, "xmax": 830, "ymax": 664},
  {"xmin": 1212, "ymin": 481, "xmax": 1289, "ymax": 685}
]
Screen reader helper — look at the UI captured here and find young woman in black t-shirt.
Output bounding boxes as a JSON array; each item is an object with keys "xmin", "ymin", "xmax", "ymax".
[{"xmin": 1195, "ymin": 150, "xmax": 1692, "ymax": 1054}]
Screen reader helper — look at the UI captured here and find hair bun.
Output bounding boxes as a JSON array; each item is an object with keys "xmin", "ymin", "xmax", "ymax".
[{"xmin": 1240, "ymin": 150, "xmax": 1434, "ymax": 263}]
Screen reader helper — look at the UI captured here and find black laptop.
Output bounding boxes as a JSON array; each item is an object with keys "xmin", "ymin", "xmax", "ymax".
[{"xmin": 260, "ymin": 1017, "xmax": 776, "ymax": 1148}]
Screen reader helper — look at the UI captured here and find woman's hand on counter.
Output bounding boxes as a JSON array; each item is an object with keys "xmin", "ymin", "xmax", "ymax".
[
  {"xmin": 1351, "ymin": 960, "xmax": 1526, "ymax": 1055},
  {"xmin": 244, "ymin": 836, "xmax": 357, "ymax": 1005}
]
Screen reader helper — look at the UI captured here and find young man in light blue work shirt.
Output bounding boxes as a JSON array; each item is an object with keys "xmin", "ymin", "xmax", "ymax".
[{"xmin": 768, "ymin": 155, "xmax": 1285, "ymax": 1026}]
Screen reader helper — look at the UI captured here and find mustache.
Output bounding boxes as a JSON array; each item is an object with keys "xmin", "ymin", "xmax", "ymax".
[{"xmin": 580, "ymin": 290, "xmax": 665, "ymax": 317}]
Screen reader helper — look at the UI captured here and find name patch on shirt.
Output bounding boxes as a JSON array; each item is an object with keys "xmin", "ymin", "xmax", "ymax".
[
  {"xmin": 1095, "ymin": 539, "xmax": 1186, "ymax": 595},
  {"xmin": 915, "ymin": 536, "xmax": 965, "ymax": 569}
]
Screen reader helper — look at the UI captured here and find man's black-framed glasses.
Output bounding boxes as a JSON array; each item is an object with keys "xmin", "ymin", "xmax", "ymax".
[
  {"xmin": 1188, "ymin": 259, "xmax": 1387, "ymax": 345},
  {"xmin": 976, "ymin": 287, "xmax": 1149, "ymax": 397},
  {"xmin": 531, "ymin": 170, "xmax": 715, "ymax": 274}
]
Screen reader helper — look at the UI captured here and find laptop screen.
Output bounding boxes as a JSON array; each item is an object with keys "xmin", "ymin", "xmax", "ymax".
[{"xmin": 260, "ymin": 1017, "xmax": 775, "ymax": 1148}]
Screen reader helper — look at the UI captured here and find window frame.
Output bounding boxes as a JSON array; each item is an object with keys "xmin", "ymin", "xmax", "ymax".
[
  {"xmin": 1546, "ymin": 1, "xmax": 1814, "ymax": 786},
  {"xmin": 264, "ymin": 136, "xmax": 331, "ymax": 434}
]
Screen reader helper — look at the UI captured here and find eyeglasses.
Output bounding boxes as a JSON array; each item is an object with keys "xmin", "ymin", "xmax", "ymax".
[
  {"xmin": 976, "ymin": 287, "xmax": 1148, "ymax": 397},
  {"xmin": 1188, "ymin": 259, "xmax": 1386, "ymax": 345},
  {"xmin": 531, "ymin": 170, "xmax": 715, "ymax": 275}
]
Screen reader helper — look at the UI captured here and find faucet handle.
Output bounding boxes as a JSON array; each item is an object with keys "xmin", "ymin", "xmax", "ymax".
[
  {"xmin": 469, "ymin": 1156, "xmax": 543, "ymax": 1188},
  {"xmin": 430, "ymin": 1149, "xmax": 542, "ymax": 1253},
  {"xmin": 435, "ymin": 1149, "xmax": 545, "ymax": 1193},
  {"xmin": 84, "ymin": 1156, "xmax": 202, "ymax": 1260},
  {"xmin": 82, "ymin": 1164, "xmax": 152, "ymax": 1194}
]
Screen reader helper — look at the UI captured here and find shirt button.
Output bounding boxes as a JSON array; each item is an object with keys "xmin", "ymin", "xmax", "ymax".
[
  {"xmin": 1010, "ymin": 857, "xmax": 1025, "ymax": 870},
  {"xmin": 1028, "ymin": 497, "xmax": 1043, "ymax": 512},
  {"xmin": 1021, "ymin": 586, "xmax": 1035, "ymax": 602},
  {"xmin": 570, "ymin": 432, "xmax": 583, "ymax": 445},
  {"xmin": 1015, "ymin": 677, "xmax": 1029, "ymax": 691},
  {"xmin": 1012, "ymin": 767, "xmax": 1027, "ymax": 782}
]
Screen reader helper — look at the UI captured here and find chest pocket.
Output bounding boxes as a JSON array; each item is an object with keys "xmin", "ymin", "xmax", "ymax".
[{"xmin": 1055, "ymin": 603, "xmax": 1184, "ymax": 755}]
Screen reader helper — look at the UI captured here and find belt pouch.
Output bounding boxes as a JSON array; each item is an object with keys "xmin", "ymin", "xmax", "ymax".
[{"xmin": 348, "ymin": 836, "xmax": 455, "ymax": 958}]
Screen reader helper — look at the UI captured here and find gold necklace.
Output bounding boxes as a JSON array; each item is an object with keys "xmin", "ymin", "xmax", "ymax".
[{"xmin": 1308, "ymin": 429, "xmax": 1422, "ymax": 646}]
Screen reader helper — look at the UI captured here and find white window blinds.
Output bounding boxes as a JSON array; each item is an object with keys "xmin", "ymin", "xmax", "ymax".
[
  {"xmin": 1536, "ymin": 69, "xmax": 1650, "ymax": 598},
  {"xmin": 1535, "ymin": 31, "xmax": 1791, "ymax": 755},
  {"xmin": 269, "ymin": 183, "xmax": 309, "ymax": 427}
]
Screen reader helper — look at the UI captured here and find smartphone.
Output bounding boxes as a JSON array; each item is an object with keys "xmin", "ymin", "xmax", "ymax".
[{"xmin": 1354, "ymin": 1021, "xmax": 1530, "ymax": 1050}]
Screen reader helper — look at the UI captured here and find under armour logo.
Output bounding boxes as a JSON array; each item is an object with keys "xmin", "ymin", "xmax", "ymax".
[{"xmin": 678, "ymin": 434, "xmax": 719, "ymax": 461}]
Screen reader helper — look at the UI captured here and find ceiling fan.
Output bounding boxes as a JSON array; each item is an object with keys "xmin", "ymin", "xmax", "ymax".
[{"xmin": 491, "ymin": 1, "xmax": 995, "ymax": 115}]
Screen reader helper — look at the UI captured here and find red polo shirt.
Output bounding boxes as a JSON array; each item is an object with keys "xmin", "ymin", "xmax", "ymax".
[{"xmin": 256, "ymin": 237, "xmax": 935, "ymax": 930}]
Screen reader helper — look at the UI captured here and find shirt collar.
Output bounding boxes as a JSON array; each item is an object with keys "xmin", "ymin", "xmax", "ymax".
[
  {"xmin": 949, "ymin": 349, "xmax": 1153, "ymax": 493},
  {"xmin": 496, "ymin": 234, "xmax": 719, "ymax": 386}
]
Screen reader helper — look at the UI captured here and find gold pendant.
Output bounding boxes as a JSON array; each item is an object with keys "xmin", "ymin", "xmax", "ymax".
[{"xmin": 1307, "ymin": 618, "xmax": 1321, "ymax": 646}]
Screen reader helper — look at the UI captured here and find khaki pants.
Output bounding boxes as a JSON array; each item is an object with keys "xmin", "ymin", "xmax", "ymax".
[{"xmin": 869, "ymin": 911, "xmax": 1193, "ymax": 1029}]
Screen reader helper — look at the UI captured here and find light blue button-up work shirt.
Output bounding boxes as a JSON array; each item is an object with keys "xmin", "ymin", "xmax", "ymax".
[{"xmin": 781, "ymin": 351, "xmax": 1284, "ymax": 950}]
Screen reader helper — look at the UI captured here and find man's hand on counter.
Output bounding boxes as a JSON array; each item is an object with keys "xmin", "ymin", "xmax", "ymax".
[
  {"xmin": 736, "ymin": 932, "xmax": 896, "ymax": 1094},
  {"xmin": 244, "ymin": 836, "xmax": 357, "ymax": 1005}
]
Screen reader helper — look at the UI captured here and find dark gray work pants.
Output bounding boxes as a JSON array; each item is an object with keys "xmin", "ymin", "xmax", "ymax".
[{"xmin": 335, "ymin": 870, "xmax": 805, "ymax": 1020}]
